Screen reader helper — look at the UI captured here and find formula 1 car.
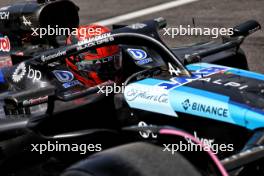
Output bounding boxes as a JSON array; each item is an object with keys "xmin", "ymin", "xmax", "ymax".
[{"xmin": 0, "ymin": 4, "xmax": 262, "ymax": 175}]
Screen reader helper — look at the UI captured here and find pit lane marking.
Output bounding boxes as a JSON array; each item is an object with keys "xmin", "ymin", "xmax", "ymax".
[{"xmin": 94, "ymin": 0, "xmax": 199, "ymax": 26}]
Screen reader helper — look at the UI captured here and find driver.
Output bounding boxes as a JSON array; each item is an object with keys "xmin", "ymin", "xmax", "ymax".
[{"xmin": 66, "ymin": 24, "xmax": 122, "ymax": 86}]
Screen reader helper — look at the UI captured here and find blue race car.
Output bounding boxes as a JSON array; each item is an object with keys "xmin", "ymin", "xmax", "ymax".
[{"xmin": 112, "ymin": 18, "xmax": 264, "ymax": 175}]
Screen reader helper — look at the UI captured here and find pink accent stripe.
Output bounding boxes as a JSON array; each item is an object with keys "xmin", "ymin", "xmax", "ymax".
[{"xmin": 160, "ymin": 129, "xmax": 228, "ymax": 176}]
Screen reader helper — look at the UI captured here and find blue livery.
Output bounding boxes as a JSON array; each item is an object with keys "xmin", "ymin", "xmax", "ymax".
[{"xmin": 124, "ymin": 63, "xmax": 264, "ymax": 130}]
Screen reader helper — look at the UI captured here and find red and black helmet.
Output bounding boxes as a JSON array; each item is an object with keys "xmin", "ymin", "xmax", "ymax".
[{"xmin": 66, "ymin": 24, "xmax": 121, "ymax": 86}]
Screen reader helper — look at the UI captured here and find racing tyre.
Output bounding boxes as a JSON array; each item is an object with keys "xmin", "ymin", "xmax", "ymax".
[{"xmin": 61, "ymin": 142, "xmax": 202, "ymax": 176}]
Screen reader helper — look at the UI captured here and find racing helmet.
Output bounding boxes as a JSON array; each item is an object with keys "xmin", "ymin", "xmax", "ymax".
[{"xmin": 66, "ymin": 24, "xmax": 121, "ymax": 86}]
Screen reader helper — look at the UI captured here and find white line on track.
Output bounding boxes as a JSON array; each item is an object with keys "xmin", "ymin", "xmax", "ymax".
[{"xmin": 94, "ymin": 0, "xmax": 199, "ymax": 26}]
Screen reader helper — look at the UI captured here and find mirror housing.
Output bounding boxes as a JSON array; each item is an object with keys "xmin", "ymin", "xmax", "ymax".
[{"xmin": 0, "ymin": 0, "xmax": 79, "ymax": 45}]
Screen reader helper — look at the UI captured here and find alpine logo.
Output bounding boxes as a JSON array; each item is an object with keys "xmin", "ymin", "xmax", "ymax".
[
  {"xmin": 53, "ymin": 70, "xmax": 74, "ymax": 83},
  {"xmin": 182, "ymin": 99, "xmax": 229, "ymax": 118},
  {"xmin": 22, "ymin": 16, "xmax": 32, "ymax": 26},
  {"xmin": 127, "ymin": 48, "xmax": 153, "ymax": 65}
]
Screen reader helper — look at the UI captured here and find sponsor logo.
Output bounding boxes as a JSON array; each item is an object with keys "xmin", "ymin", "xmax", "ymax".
[
  {"xmin": 125, "ymin": 88, "xmax": 168, "ymax": 103},
  {"xmin": 182, "ymin": 99, "xmax": 191, "ymax": 110},
  {"xmin": 27, "ymin": 65, "xmax": 42, "ymax": 82},
  {"xmin": 53, "ymin": 70, "xmax": 74, "ymax": 83},
  {"xmin": 124, "ymin": 84, "xmax": 178, "ymax": 117},
  {"xmin": 158, "ymin": 66, "xmax": 229, "ymax": 90},
  {"xmin": 41, "ymin": 50, "xmax": 66, "ymax": 62},
  {"xmin": 0, "ymin": 11, "xmax": 9, "ymax": 20},
  {"xmin": 62, "ymin": 80, "xmax": 81, "ymax": 88},
  {"xmin": 185, "ymin": 131, "xmax": 215, "ymax": 147},
  {"xmin": 198, "ymin": 77, "xmax": 248, "ymax": 90},
  {"xmin": 12, "ymin": 63, "xmax": 42, "ymax": 83},
  {"xmin": 12, "ymin": 62, "xmax": 27, "ymax": 83},
  {"xmin": 127, "ymin": 48, "xmax": 153, "ymax": 65},
  {"xmin": 0, "ymin": 55, "xmax": 12, "ymax": 68},
  {"xmin": 77, "ymin": 33, "xmax": 114, "ymax": 51},
  {"xmin": 23, "ymin": 96, "xmax": 48, "ymax": 106},
  {"xmin": 182, "ymin": 99, "xmax": 229, "ymax": 118},
  {"xmin": 0, "ymin": 36, "xmax": 11, "ymax": 52},
  {"xmin": 138, "ymin": 121, "xmax": 157, "ymax": 139},
  {"xmin": 127, "ymin": 23, "xmax": 147, "ymax": 29}
]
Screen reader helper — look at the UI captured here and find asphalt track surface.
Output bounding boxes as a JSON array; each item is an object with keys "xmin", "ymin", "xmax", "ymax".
[{"xmin": 0, "ymin": 0, "xmax": 263, "ymax": 73}]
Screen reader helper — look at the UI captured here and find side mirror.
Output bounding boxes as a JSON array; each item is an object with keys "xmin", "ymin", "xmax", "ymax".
[
  {"xmin": 0, "ymin": 0, "xmax": 79, "ymax": 45},
  {"xmin": 4, "ymin": 85, "xmax": 55, "ymax": 115},
  {"xmin": 232, "ymin": 20, "xmax": 261, "ymax": 37}
]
